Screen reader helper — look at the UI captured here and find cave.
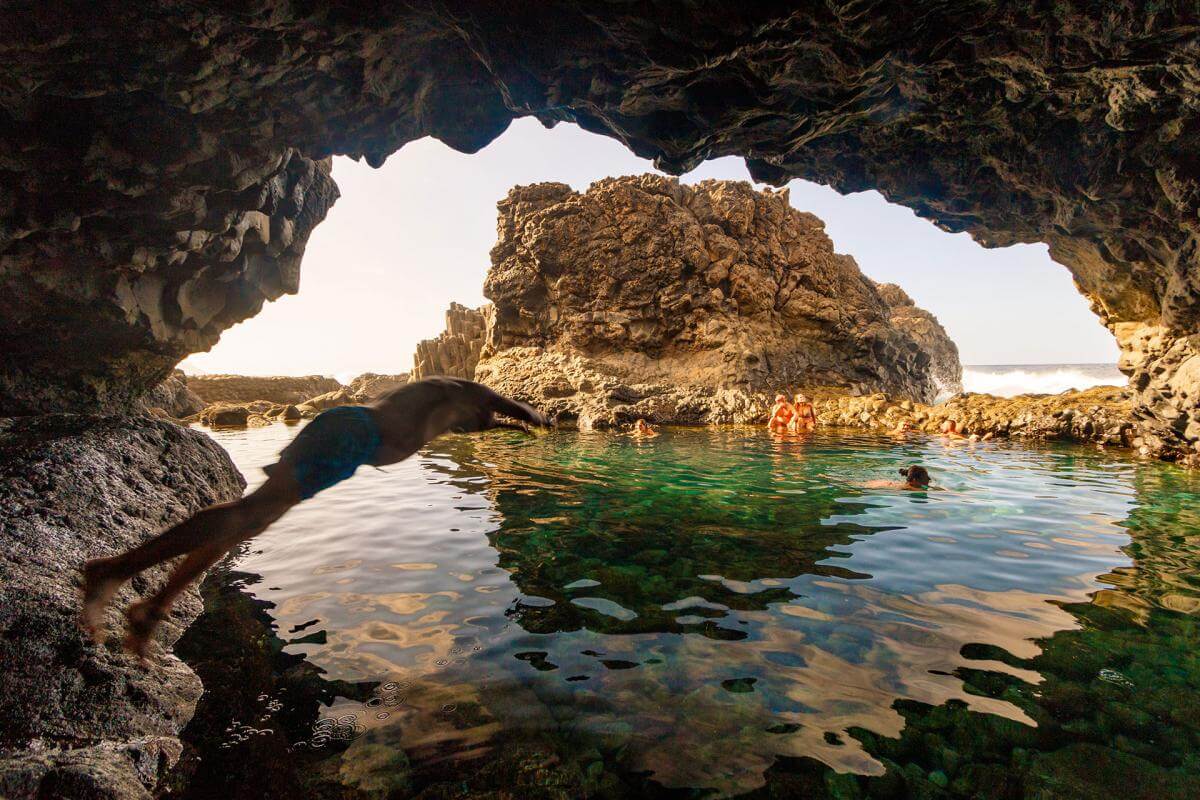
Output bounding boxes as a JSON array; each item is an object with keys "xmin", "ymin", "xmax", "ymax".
[
  {"xmin": 2, "ymin": 1, "xmax": 1198, "ymax": 459},
  {"xmin": 3, "ymin": 2, "xmax": 1200, "ymax": 796}
]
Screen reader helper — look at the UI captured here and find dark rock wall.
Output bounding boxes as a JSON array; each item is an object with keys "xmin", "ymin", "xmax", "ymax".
[
  {"xmin": 0, "ymin": 415, "xmax": 244, "ymax": 798},
  {"xmin": 1, "ymin": 2, "xmax": 1198, "ymax": 454}
]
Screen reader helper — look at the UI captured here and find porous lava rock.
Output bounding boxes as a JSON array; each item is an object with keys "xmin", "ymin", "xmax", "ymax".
[
  {"xmin": 185, "ymin": 375, "xmax": 342, "ymax": 406},
  {"xmin": 478, "ymin": 176, "xmax": 959, "ymax": 419},
  {"xmin": 0, "ymin": 415, "xmax": 244, "ymax": 798},
  {"xmin": 1, "ymin": 3, "xmax": 1198, "ymax": 456}
]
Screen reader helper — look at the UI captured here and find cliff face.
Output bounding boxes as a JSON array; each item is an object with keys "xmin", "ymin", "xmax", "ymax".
[
  {"xmin": 483, "ymin": 176, "xmax": 959, "ymax": 405},
  {"xmin": 1, "ymin": 3, "xmax": 1198, "ymax": 455},
  {"xmin": 410, "ymin": 303, "xmax": 489, "ymax": 382},
  {"xmin": 874, "ymin": 283, "xmax": 963, "ymax": 396}
]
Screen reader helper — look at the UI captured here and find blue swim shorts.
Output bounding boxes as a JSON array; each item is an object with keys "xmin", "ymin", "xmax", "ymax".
[{"xmin": 271, "ymin": 405, "xmax": 382, "ymax": 499}]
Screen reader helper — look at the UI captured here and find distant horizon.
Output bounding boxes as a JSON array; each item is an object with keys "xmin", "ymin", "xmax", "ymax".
[{"xmin": 180, "ymin": 119, "xmax": 1121, "ymax": 378}]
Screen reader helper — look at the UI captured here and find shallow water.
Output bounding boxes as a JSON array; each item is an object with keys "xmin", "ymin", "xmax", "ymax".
[{"xmin": 187, "ymin": 424, "xmax": 1200, "ymax": 798}]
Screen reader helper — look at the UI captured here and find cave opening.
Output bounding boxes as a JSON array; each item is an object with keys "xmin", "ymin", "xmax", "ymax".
[{"xmin": 180, "ymin": 119, "xmax": 1122, "ymax": 399}]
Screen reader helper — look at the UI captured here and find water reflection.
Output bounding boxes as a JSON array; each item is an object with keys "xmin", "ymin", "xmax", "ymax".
[{"xmin": 178, "ymin": 425, "xmax": 1200, "ymax": 798}]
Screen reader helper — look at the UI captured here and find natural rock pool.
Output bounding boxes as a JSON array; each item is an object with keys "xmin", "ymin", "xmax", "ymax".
[{"xmin": 174, "ymin": 425, "xmax": 1200, "ymax": 798}]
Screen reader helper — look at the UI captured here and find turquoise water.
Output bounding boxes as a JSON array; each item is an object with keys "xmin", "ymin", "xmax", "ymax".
[{"xmin": 185, "ymin": 425, "xmax": 1200, "ymax": 798}]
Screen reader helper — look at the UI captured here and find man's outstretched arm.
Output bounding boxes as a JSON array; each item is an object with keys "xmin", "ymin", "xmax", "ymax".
[{"xmin": 486, "ymin": 390, "xmax": 552, "ymax": 430}]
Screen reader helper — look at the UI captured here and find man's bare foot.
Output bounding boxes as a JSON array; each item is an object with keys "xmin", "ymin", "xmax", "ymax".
[
  {"xmin": 80, "ymin": 558, "xmax": 125, "ymax": 643},
  {"xmin": 123, "ymin": 599, "xmax": 167, "ymax": 660}
]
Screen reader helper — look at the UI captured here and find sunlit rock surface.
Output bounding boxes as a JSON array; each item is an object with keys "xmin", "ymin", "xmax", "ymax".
[
  {"xmin": 0, "ymin": 416, "xmax": 243, "ymax": 798},
  {"xmin": 816, "ymin": 384, "xmax": 1136, "ymax": 446},
  {"xmin": 477, "ymin": 176, "xmax": 959, "ymax": 423},
  {"xmin": 1, "ymin": 2, "xmax": 1197, "ymax": 454},
  {"xmin": 409, "ymin": 303, "xmax": 488, "ymax": 382},
  {"xmin": 346, "ymin": 372, "xmax": 409, "ymax": 400}
]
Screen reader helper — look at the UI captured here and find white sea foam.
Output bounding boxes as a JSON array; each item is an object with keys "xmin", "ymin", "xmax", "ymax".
[{"xmin": 961, "ymin": 364, "xmax": 1124, "ymax": 398}]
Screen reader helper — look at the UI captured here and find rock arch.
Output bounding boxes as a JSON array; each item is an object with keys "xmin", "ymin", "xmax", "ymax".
[{"xmin": 2, "ymin": 2, "xmax": 1197, "ymax": 457}]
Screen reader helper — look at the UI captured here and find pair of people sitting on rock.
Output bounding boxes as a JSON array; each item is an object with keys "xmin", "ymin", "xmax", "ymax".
[
  {"xmin": 941, "ymin": 419, "xmax": 993, "ymax": 442},
  {"xmin": 767, "ymin": 393, "xmax": 816, "ymax": 433}
]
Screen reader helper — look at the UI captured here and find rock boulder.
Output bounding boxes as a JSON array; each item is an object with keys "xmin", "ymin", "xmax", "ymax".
[
  {"xmin": 0, "ymin": 416, "xmax": 244, "ymax": 798},
  {"xmin": 139, "ymin": 371, "xmax": 205, "ymax": 420},
  {"xmin": 479, "ymin": 176, "xmax": 960, "ymax": 412}
]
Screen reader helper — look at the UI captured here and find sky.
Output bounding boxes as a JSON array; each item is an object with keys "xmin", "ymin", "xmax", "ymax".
[{"xmin": 180, "ymin": 118, "xmax": 1119, "ymax": 380}]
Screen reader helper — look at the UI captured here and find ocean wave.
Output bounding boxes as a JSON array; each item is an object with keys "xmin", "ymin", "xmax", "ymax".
[{"xmin": 961, "ymin": 365, "xmax": 1124, "ymax": 397}]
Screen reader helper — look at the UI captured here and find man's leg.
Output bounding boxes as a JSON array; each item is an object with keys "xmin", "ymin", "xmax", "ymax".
[
  {"xmin": 122, "ymin": 476, "xmax": 300, "ymax": 656},
  {"xmin": 81, "ymin": 475, "xmax": 300, "ymax": 644}
]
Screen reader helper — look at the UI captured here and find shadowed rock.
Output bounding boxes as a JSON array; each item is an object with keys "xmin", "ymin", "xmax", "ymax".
[{"xmin": 0, "ymin": 416, "xmax": 244, "ymax": 798}]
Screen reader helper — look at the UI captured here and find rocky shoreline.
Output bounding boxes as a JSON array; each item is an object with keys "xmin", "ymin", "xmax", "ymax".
[
  {"xmin": 816, "ymin": 385, "xmax": 1136, "ymax": 449},
  {"xmin": 184, "ymin": 367, "xmax": 1138, "ymax": 452}
]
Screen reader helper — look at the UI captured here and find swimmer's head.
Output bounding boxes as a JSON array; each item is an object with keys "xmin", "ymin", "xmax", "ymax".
[
  {"xmin": 899, "ymin": 465, "xmax": 931, "ymax": 487},
  {"xmin": 634, "ymin": 418, "xmax": 650, "ymax": 432},
  {"xmin": 775, "ymin": 394, "xmax": 788, "ymax": 404},
  {"xmin": 940, "ymin": 419, "xmax": 958, "ymax": 433},
  {"xmin": 794, "ymin": 393, "xmax": 810, "ymax": 404}
]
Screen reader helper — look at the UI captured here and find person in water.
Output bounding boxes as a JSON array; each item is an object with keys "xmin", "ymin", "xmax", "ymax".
[
  {"xmin": 767, "ymin": 393, "xmax": 794, "ymax": 431},
  {"xmin": 789, "ymin": 393, "xmax": 817, "ymax": 433},
  {"xmin": 81, "ymin": 377, "xmax": 550, "ymax": 658},
  {"xmin": 940, "ymin": 419, "xmax": 966, "ymax": 438},
  {"xmin": 631, "ymin": 418, "xmax": 659, "ymax": 437},
  {"xmin": 863, "ymin": 465, "xmax": 932, "ymax": 490}
]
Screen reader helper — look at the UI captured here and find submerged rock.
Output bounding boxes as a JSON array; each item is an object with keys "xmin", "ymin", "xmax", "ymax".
[{"xmin": 0, "ymin": 415, "xmax": 244, "ymax": 798}]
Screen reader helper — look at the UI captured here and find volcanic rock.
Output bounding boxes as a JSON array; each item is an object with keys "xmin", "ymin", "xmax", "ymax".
[
  {"xmin": 295, "ymin": 388, "xmax": 361, "ymax": 418},
  {"xmin": 0, "ymin": 416, "xmax": 244, "ymax": 798},
  {"xmin": 410, "ymin": 303, "xmax": 489, "ymax": 382},
  {"xmin": 2, "ymin": 4, "xmax": 1198, "ymax": 456},
  {"xmin": 875, "ymin": 283, "xmax": 963, "ymax": 397},
  {"xmin": 477, "ymin": 176, "xmax": 959, "ymax": 419},
  {"xmin": 817, "ymin": 385, "xmax": 1136, "ymax": 447}
]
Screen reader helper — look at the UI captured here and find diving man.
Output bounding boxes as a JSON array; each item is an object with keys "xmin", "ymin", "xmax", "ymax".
[{"xmin": 82, "ymin": 377, "xmax": 549, "ymax": 657}]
